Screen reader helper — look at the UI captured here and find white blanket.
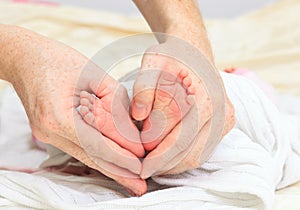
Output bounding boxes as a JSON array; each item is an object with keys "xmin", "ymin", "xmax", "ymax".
[{"xmin": 0, "ymin": 72, "xmax": 299, "ymax": 210}]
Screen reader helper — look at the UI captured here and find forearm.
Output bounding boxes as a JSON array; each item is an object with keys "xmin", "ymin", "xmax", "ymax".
[
  {"xmin": 133, "ymin": 0, "xmax": 214, "ymax": 63},
  {"xmin": 0, "ymin": 24, "xmax": 48, "ymax": 83},
  {"xmin": 0, "ymin": 24, "xmax": 88, "ymax": 87},
  {"xmin": 0, "ymin": 24, "xmax": 90, "ymax": 113},
  {"xmin": 0, "ymin": 24, "xmax": 20, "ymax": 81}
]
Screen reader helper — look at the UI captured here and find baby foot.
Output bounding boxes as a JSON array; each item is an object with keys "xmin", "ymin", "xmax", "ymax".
[
  {"xmin": 141, "ymin": 69, "xmax": 195, "ymax": 151},
  {"xmin": 79, "ymin": 79, "xmax": 145, "ymax": 158}
]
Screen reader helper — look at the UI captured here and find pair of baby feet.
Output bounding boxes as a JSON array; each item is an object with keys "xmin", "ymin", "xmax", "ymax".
[{"xmin": 79, "ymin": 69, "xmax": 195, "ymax": 158}]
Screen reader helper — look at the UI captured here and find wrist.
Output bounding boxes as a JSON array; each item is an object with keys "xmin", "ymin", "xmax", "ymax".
[
  {"xmin": 0, "ymin": 25, "xmax": 41, "ymax": 83},
  {"xmin": 0, "ymin": 24, "xmax": 18, "ymax": 81},
  {"xmin": 165, "ymin": 23, "xmax": 215, "ymax": 65}
]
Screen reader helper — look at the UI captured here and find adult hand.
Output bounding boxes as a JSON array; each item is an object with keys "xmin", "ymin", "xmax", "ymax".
[
  {"xmin": 131, "ymin": 39, "xmax": 235, "ymax": 179},
  {"xmin": 131, "ymin": 0, "xmax": 235, "ymax": 177},
  {"xmin": 0, "ymin": 25, "xmax": 146, "ymax": 195}
]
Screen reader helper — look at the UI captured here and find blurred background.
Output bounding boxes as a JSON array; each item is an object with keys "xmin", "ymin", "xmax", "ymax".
[{"xmin": 2, "ymin": 0, "xmax": 279, "ymax": 18}]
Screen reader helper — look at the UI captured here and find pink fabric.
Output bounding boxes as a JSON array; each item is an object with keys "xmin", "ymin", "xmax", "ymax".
[{"xmin": 11, "ymin": 0, "xmax": 59, "ymax": 6}]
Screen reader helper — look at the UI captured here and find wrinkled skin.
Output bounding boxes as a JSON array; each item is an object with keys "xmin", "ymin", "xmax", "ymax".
[
  {"xmin": 0, "ymin": 25, "xmax": 235, "ymax": 196},
  {"xmin": 0, "ymin": 26, "xmax": 147, "ymax": 196},
  {"xmin": 132, "ymin": 41, "xmax": 236, "ymax": 179}
]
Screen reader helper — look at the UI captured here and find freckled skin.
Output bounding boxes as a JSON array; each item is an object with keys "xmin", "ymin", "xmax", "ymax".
[
  {"xmin": 0, "ymin": 0, "xmax": 235, "ymax": 196},
  {"xmin": 0, "ymin": 24, "xmax": 146, "ymax": 196},
  {"xmin": 141, "ymin": 69, "xmax": 195, "ymax": 151},
  {"xmin": 132, "ymin": 0, "xmax": 236, "ymax": 177},
  {"xmin": 131, "ymin": 42, "xmax": 235, "ymax": 178}
]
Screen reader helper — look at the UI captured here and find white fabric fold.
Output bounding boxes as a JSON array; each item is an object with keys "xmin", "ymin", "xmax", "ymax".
[
  {"xmin": 0, "ymin": 73, "xmax": 299, "ymax": 209},
  {"xmin": 0, "ymin": 87, "xmax": 48, "ymax": 172}
]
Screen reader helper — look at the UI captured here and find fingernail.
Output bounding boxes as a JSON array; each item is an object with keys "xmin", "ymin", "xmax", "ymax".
[{"xmin": 133, "ymin": 102, "xmax": 148, "ymax": 120}]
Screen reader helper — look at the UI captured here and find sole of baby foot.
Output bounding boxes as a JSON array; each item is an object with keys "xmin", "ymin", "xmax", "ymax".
[
  {"xmin": 79, "ymin": 89, "xmax": 145, "ymax": 158},
  {"xmin": 141, "ymin": 69, "xmax": 195, "ymax": 151}
]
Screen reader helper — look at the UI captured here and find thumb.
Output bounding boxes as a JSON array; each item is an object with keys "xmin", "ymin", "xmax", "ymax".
[{"xmin": 131, "ymin": 56, "xmax": 161, "ymax": 121}]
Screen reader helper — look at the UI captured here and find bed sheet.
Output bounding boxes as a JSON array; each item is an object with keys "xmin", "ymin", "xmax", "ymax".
[{"xmin": 0, "ymin": 0, "xmax": 299, "ymax": 209}]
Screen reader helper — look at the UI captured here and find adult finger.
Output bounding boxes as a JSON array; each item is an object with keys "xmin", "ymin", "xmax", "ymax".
[
  {"xmin": 32, "ymin": 124, "xmax": 147, "ymax": 196},
  {"xmin": 131, "ymin": 52, "xmax": 161, "ymax": 121},
  {"xmin": 161, "ymin": 120, "xmax": 211, "ymax": 175},
  {"xmin": 140, "ymin": 103, "xmax": 210, "ymax": 179},
  {"xmin": 73, "ymin": 110, "xmax": 142, "ymax": 175},
  {"xmin": 87, "ymin": 79, "xmax": 145, "ymax": 157}
]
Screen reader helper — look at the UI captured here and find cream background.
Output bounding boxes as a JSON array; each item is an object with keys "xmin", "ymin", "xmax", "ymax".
[{"xmin": 24, "ymin": 0, "xmax": 278, "ymax": 18}]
